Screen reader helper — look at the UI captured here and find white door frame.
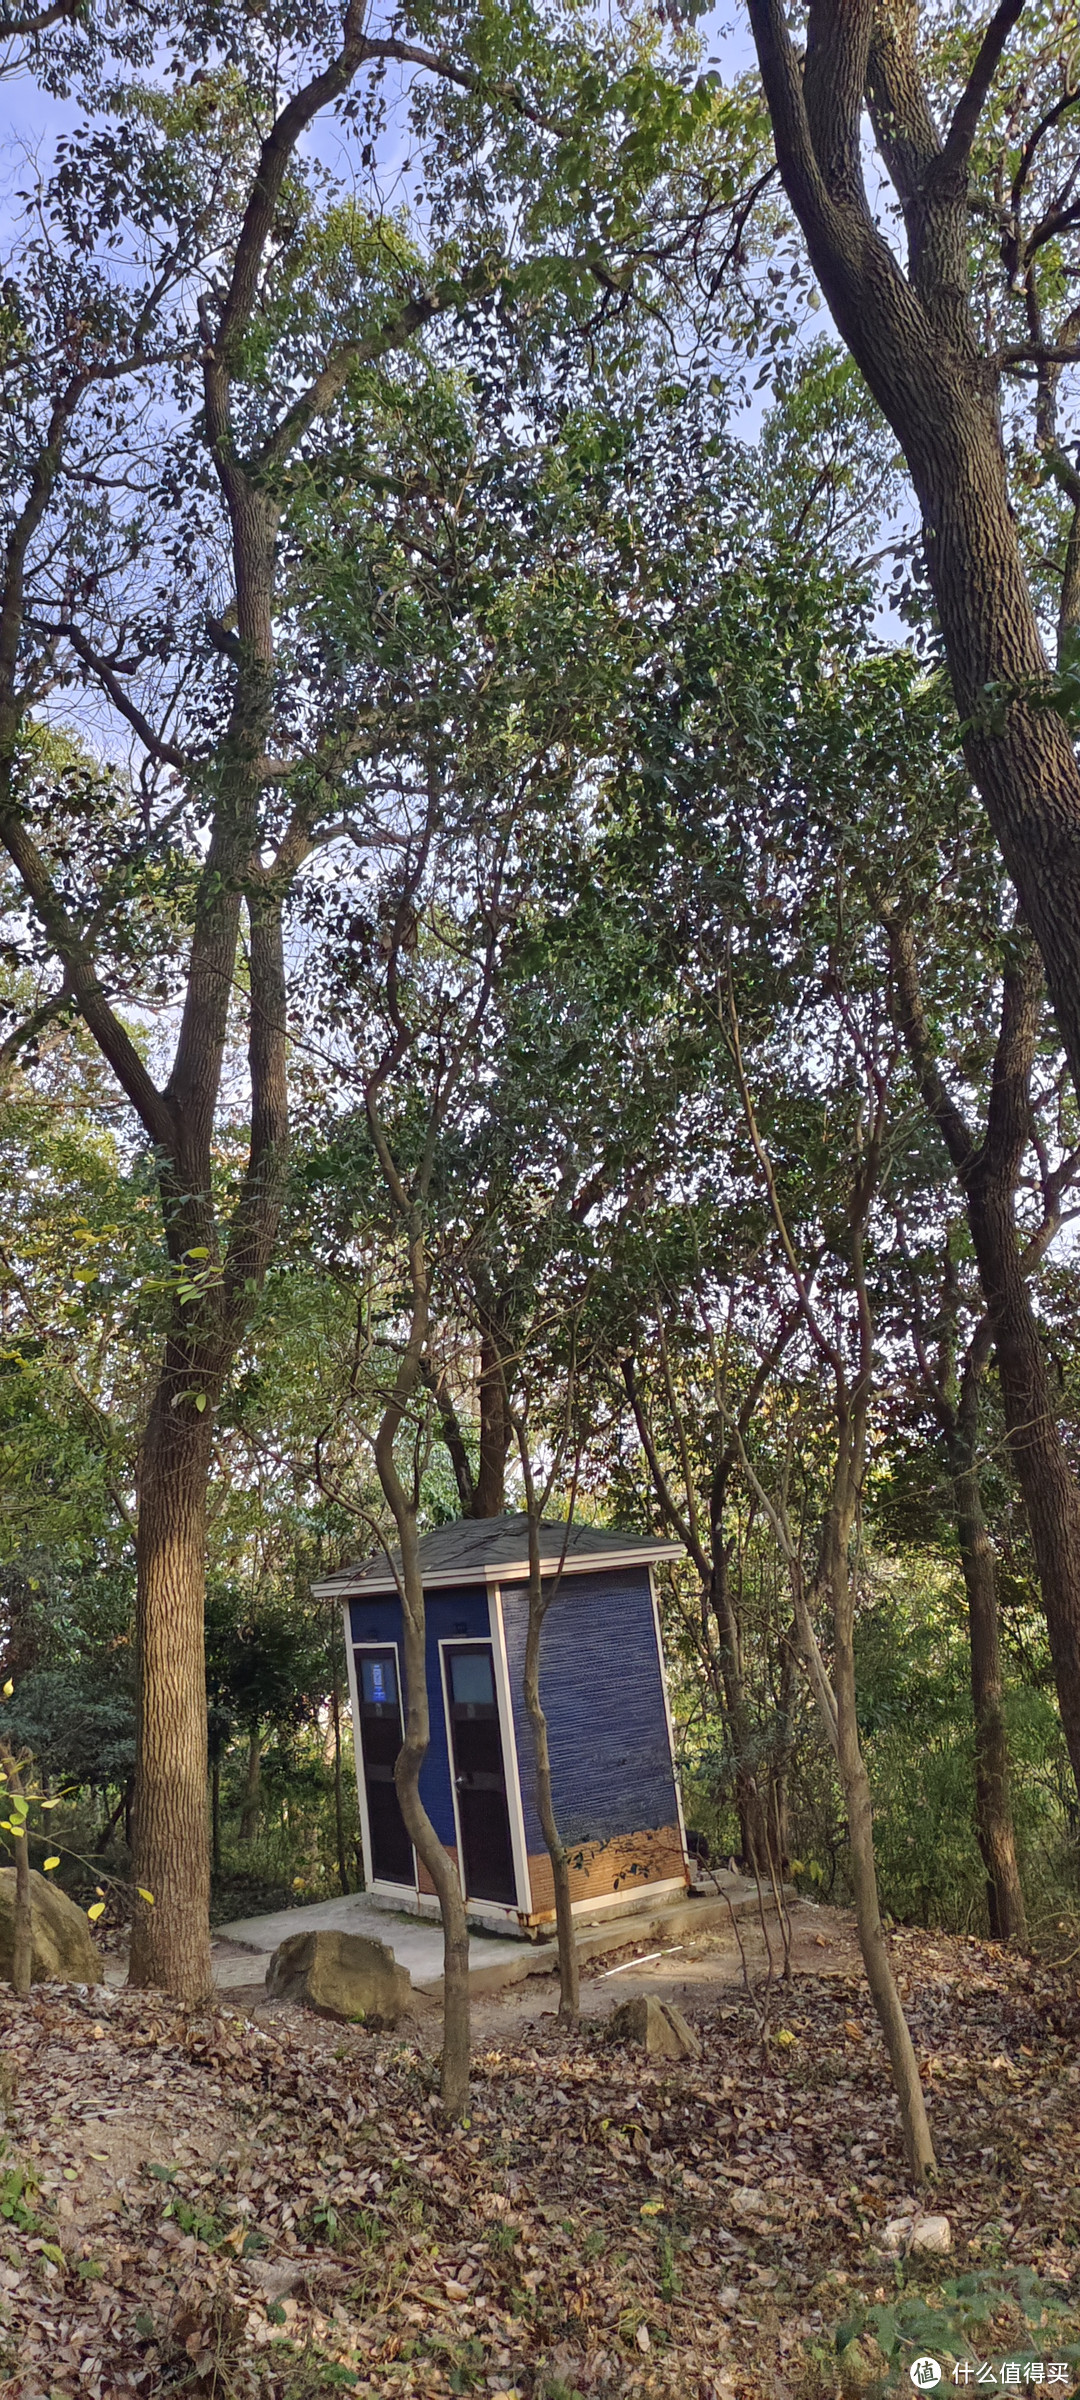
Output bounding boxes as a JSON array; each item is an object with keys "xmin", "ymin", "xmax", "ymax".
[
  {"xmin": 348, "ymin": 1631, "xmax": 418, "ymax": 1899},
  {"xmin": 438, "ymin": 1632, "xmax": 525, "ymax": 1922}
]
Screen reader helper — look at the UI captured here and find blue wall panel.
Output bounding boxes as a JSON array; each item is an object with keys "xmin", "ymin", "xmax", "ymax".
[
  {"xmin": 349, "ymin": 1584, "xmax": 490, "ymax": 1848},
  {"xmin": 500, "ymin": 1569, "xmax": 678, "ymax": 1849}
]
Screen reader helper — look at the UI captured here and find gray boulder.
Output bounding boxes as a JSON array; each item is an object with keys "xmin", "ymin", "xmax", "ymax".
[
  {"xmin": 609, "ymin": 1994, "xmax": 701, "ymax": 2059},
  {"xmin": 0, "ymin": 1868, "xmax": 104, "ymax": 1987},
  {"xmin": 264, "ymin": 1928, "xmax": 414, "ymax": 2025}
]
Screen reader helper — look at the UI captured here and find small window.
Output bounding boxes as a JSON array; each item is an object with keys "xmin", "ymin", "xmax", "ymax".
[
  {"xmin": 361, "ymin": 1653, "xmax": 397, "ymax": 1707},
  {"xmin": 449, "ymin": 1649, "xmax": 495, "ymax": 1708}
]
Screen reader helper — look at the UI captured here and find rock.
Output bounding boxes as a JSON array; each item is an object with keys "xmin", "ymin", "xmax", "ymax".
[
  {"xmin": 909, "ymin": 2213, "xmax": 951, "ymax": 2255},
  {"xmin": 608, "ymin": 1995, "xmax": 701, "ymax": 2059},
  {"xmin": 0, "ymin": 1869, "xmax": 103, "ymax": 1987},
  {"xmin": 881, "ymin": 2210, "xmax": 950, "ymax": 2258},
  {"xmin": 264, "ymin": 1928, "xmax": 414, "ymax": 2025}
]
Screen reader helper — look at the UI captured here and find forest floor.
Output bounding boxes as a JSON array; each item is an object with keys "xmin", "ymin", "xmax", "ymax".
[{"xmin": 0, "ymin": 1907, "xmax": 1078, "ymax": 2400}]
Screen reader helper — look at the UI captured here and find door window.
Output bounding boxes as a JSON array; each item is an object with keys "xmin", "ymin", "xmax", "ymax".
[
  {"xmin": 444, "ymin": 1643, "xmax": 516, "ymax": 1906},
  {"xmin": 355, "ymin": 1646, "xmax": 413, "ymax": 1887}
]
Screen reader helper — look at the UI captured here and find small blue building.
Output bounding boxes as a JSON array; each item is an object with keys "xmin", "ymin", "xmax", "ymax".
[{"xmin": 314, "ymin": 1514, "xmax": 689, "ymax": 1934}]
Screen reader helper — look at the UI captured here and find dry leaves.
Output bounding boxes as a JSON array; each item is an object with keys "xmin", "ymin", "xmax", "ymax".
[{"xmin": 0, "ymin": 1926, "xmax": 1075, "ymax": 2399}]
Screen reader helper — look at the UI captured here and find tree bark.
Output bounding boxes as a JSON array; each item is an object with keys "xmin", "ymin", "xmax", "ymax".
[
  {"xmin": 370, "ymin": 1175, "xmax": 471, "ymax": 2114},
  {"xmin": 891, "ymin": 927, "xmax": 1080, "ymax": 1808},
  {"xmin": 728, "ymin": 1001, "xmax": 936, "ymax": 2180},
  {"xmin": 1, "ymin": 1751, "xmax": 32, "ymax": 1999},
  {"xmin": 818, "ymin": 1390, "xmax": 937, "ymax": 2184},
  {"xmin": 949, "ymin": 1423, "xmax": 1027, "ymax": 1945},
  {"xmin": 473, "ymin": 1331, "xmax": 509, "ymax": 1517},
  {"xmin": 744, "ymin": 0, "xmax": 1080, "ymax": 1103},
  {"xmin": 966, "ymin": 1153, "xmax": 1080, "ymax": 1807},
  {"xmin": 211, "ymin": 1758, "xmax": 221, "ymax": 1883},
  {"xmin": 128, "ymin": 1383, "xmax": 216, "ymax": 2001},
  {"xmin": 391, "ymin": 1493, "xmax": 472, "ymax": 2115},
  {"xmin": 709, "ymin": 1529, "xmax": 772, "ymax": 1876},
  {"xmin": 519, "ymin": 1486, "xmax": 579, "ymax": 2022},
  {"xmin": 239, "ymin": 1728, "xmax": 262, "ymax": 1844},
  {"xmin": 330, "ymin": 1645, "xmax": 350, "ymax": 1896}
]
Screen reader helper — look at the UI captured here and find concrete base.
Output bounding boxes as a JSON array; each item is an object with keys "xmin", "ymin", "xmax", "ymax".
[{"xmin": 205, "ymin": 1871, "xmax": 770, "ymax": 2001}]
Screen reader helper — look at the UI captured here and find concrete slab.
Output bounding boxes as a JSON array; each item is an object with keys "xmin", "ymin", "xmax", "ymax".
[
  {"xmin": 205, "ymin": 1871, "xmax": 775, "ymax": 2001},
  {"xmin": 210, "ymin": 1890, "xmax": 525, "ymax": 1995}
]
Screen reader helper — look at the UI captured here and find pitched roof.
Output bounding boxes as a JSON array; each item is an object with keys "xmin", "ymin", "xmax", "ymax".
[{"xmin": 311, "ymin": 1511, "xmax": 684, "ymax": 1598}]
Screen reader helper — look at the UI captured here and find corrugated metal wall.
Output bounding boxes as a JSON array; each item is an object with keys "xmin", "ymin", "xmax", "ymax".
[{"xmin": 500, "ymin": 1569, "xmax": 679, "ymax": 1850}]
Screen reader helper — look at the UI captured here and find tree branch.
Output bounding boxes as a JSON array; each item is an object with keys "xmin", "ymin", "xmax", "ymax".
[
  {"xmin": 52, "ymin": 624, "xmax": 193, "ymax": 773},
  {"xmin": 940, "ymin": 0, "xmax": 1028, "ymax": 175}
]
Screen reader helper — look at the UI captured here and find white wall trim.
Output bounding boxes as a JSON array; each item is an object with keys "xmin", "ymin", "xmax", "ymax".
[
  {"xmin": 437, "ymin": 1631, "xmax": 525, "ymax": 1915},
  {"xmin": 648, "ymin": 1564, "xmax": 690, "ymax": 1876},
  {"xmin": 316, "ymin": 1544, "xmax": 684, "ymax": 1600},
  {"xmin": 491, "ymin": 1584, "xmax": 532, "ymax": 1918}
]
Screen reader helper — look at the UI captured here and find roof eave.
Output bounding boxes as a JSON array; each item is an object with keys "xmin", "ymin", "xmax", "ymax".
[{"xmin": 313, "ymin": 1541, "xmax": 685, "ymax": 1602}]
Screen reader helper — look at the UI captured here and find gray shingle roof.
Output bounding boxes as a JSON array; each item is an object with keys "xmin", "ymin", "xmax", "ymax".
[{"xmin": 311, "ymin": 1512, "xmax": 683, "ymax": 1598}]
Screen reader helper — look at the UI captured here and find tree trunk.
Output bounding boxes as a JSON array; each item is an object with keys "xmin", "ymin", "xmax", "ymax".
[
  {"xmin": 1, "ymin": 1753, "xmax": 32, "ymax": 1999},
  {"xmin": 211, "ymin": 1759, "xmax": 221, "ymax": 1882},
  {"xmin": 96, "ymin": 1786, "xmax": 128, "ymax": 1852},
  {"xmin": 371, "ymin": 1200, "xmax": 471, "ymax": 2116},
  {"xmin": 948, "ymin": 1351, "xmax": 1027, "ymax": 1945},
  {"xmin": 239, "ymin": 1728, "xmax": 262, "ymax": 1844},
  {"xmin": 393, "ymin": 1547, "xmax": 471, "ymax": 2114},
  {"xmin": 330, "ymin": 1647, "xmax": 350, "ymax": 1897},
  {"xmin": 710, "ymin": 1539, "xmax": 771, "ymax": 1875},
  {"xmin": 890, "ymin": 932, "xmax": 1080, "ymax": 1813},
  {"xmin": 473, "ymin": 1329, "xmax": 509, "ymax": 1518},
  {"xmin": 823, "ymin": 1506, "xmax": 937, "ymax": 2184},
  {"xmin": 523, "ymin": 1588, "xmax": 579, "ymax": 2023},
  {"xmin": 744, "ymin": 0, "xmax": 1080, "ymax": 1104},
  {"xmin": 127, "ymin": 1383, "xmax": 215, "ymax": 2004},
  {"xmin": 967, "ymin": 1176, "xmax": 1080, "ymax": 1806}
]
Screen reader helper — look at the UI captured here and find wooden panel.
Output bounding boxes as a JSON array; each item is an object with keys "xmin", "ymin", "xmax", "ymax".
[{"xmin": 524, "ymin": 1822, "xmax": 686, "ymax": 1919}]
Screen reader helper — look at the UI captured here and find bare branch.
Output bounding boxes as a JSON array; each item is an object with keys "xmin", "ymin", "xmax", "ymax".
[{"xmin": 940, "ymin": 0, "xmax": 1028, "ymax": 176}]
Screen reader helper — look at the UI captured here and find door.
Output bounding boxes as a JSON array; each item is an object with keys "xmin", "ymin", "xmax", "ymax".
[
  {"xmin": 355, "ymin": 1647, "xmax": 413, "ymax": 1887},
  {"xmin": 444, "ymin": 1643, "xmax": 517, "ymax": 1905}
]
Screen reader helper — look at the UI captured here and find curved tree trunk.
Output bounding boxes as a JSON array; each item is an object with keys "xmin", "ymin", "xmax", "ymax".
[
  {"xmin": 392, "ymin": 1509, "xmax": 471, "ymax": 2116},
  {"xmin": 744, "ymin": 0, "xmax": 1080, "ymax": 1103},
  {"xmin": 890, "ymin": 929, "xmax": 1080, "ymax": 1810},
  {"xmin": 967, "ymin": 1174, "xmax": 1080, "ymax": 1806}
]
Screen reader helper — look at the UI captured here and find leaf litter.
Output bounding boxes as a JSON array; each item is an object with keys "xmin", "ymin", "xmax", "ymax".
[{"xmin": 0, "ymin": 1925, "xmax": 1076, "ymax": 2399}]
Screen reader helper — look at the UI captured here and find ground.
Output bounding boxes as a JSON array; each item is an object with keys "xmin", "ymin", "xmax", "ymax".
[{"xmin": 0, "ymin": 1907, "xmax": 1077, "ymax": 2400}]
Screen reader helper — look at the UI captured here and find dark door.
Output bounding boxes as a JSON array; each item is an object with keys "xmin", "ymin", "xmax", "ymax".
[
  {"xmin": 355, "ymin": 1648, "xmax": 413, "ymax": 1887},
  {"xmin": 444, "ymin": 1644, "xmax": 517, "ymax": 1905}
]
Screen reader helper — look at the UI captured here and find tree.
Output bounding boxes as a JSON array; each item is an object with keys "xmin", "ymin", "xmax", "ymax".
[
  {"xmin": 741, "ymin": 0, "xmax": 1080, "ymax": 1103},
  {"xmin": 2, "ymin": 0, "xmax": 706, "ymax": 1998}
]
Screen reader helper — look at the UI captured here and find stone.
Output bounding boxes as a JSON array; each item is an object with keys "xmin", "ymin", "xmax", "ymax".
[
  {"xmin": 0, "ymin": 1868, "xmax": 103, "ymax": 1987},
  {"xmin": 264, "ymin": 1928, "xmax": 414, "ymax": 2025},
  {"xmin": 909, "ymin": 2213, "xmax": 951, "ymax": 2255},
  {"xmin": 608, "ymin": 1995, "xmax": 701, "ymax": 2059},
  {"xmin": 881, "ymin": 2211, "xmax": 950, "ymax": 2258}
]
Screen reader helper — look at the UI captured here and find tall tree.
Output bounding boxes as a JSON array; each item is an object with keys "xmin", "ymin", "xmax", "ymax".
[{"xmin": 741, "ymin": 0, "xmax": 1080, "ymax": 1098}]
